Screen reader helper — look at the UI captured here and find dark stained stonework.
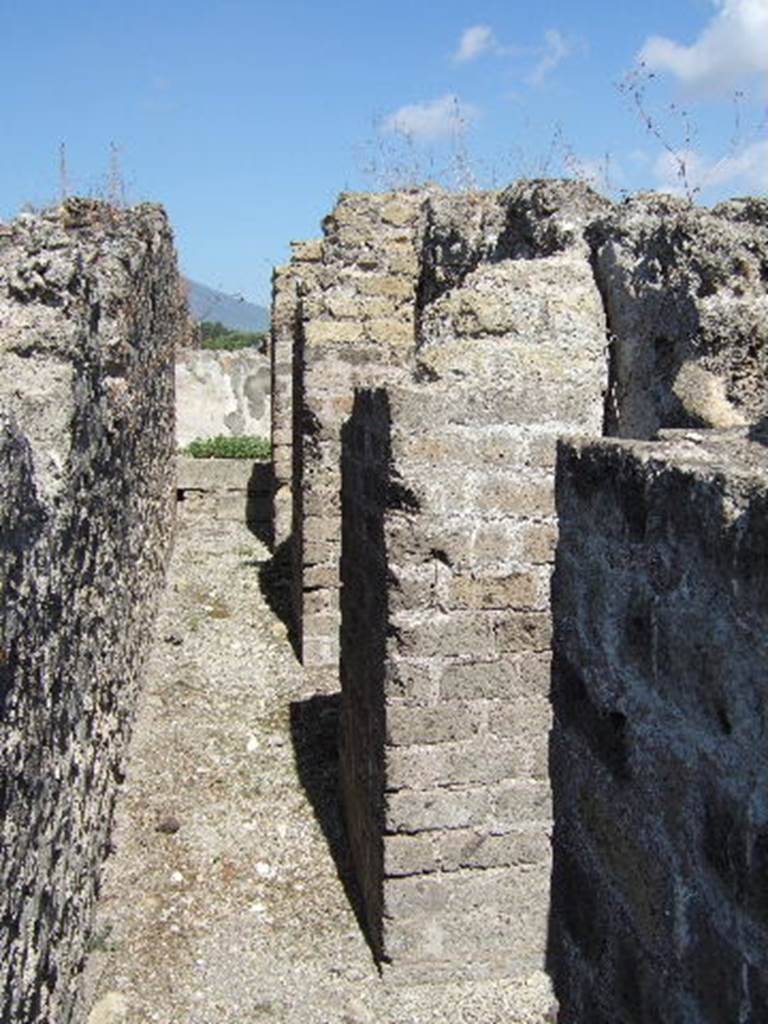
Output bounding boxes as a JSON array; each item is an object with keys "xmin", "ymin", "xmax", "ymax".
[{"xmin": 0, "ymin": 200, "xmax": 186, "ymax": 1023}]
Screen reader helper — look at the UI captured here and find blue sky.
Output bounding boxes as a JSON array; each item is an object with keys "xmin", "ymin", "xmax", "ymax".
[{"xmin": 2, "ymin": 1, "xmax": 766, "ymax": 307}]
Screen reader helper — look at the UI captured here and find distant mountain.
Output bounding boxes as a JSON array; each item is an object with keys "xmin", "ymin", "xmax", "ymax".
[{"xmin": 184, "ymin": 278, "xmax": 269, "ymax": 332}]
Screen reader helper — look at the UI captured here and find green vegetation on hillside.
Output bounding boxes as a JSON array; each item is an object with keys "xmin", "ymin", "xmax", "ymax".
[{"xmin": 199, "ymin": 320, "xmax": 267, "ymax": 353}]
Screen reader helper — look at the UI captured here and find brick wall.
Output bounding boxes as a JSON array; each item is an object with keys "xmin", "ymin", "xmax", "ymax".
[
  {"xmin": 339, "ymin": 246, "xmax": 607, "ymax": 981},
  {"xmin": 291, "ymin": 192, "xmax": 423, "ymax": 673}
]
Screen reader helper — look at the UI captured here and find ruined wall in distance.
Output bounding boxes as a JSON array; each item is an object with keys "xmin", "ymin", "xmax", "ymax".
[
  {"xmin": 175, "ymin": 347, "xmax": 270, "ymax": 448},
  {"xmin": 270, "ymin": 242, "xmax": 322, "ymax": 550},
  {"xmin": 0, "ymin": 199, "xmax": 185, "ymax": 1023},
  {"xmin": 551, "ymin": 431, "xmax": 768, "ymax": 1023}
]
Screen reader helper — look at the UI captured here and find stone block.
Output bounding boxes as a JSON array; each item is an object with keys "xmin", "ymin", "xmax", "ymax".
[
  {"xmin": 365, "ymin": 317, "xmax": 414, "ymax": 347},
  {"xmin": 386, "ymin": 786, "xmax": 491, "ymax": 833},
  {"xmin": 487, "ymin": 695, "xmax": 552, "ymax": 742},
  {"xmin": 357, "ymin": 273, "xmax": 414, "ymax": 299},
  {"xmin": 304, "ymin": 564, "xmax": 338, "ymax": 588},
  {"xmin": 304, "ymin": 319, "xmax": 364, "ymax": 344},
  {"xmin": 439, "ymin": 652, "xmax": 552, "ymax": 701},
  {"xmin": 384, "ymin": 867, "xmax": 551, "ymax": 942},
  {"xmin": 380, "ymin": 197, "xmax": 420, "ymax": 227},
  {"xmin": 385, "ymin": 701, "xmax": 484, "ymax": 746},
  {"xmin": 436, "ymin": 828, "xmax": 551, "ymax": 871},
  {"xmin": 386, "ymin": 736, "xmax": 545, "ymax": 790},
  {"xmin": 494, "ymin": 612, "xmax": 552, "ymax": 654},
  {"xmin": 383, "ymin": 658, "xmax": 438, "ymax": 703},
  {"xmin": 445, "ymin": 570, "xmax": 547, "ymax": 611},
  {"xmin": 489, "ymin": 781, "xmax": 553, "ymax": 828},
  {"xmin": 519, "ymin": 521, "xmax": 558, "ymax": 564},
  {"xmin": 384, "ymin": 833, "xmax": 438, "ymax": 876},
  {"xmin": 392, "ymin": 612, "xmax": 496, "ymax": 660}
]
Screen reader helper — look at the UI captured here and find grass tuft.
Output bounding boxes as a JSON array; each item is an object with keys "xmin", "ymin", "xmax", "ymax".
[{"xmin": 182, "ymin": 435, "xmax": 271, "ymax": 460}]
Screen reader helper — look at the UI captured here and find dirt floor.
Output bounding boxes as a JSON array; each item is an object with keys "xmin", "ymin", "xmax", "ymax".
[{"xmin": 79, "ymin": 497, "xmax": 554, "ymax": 1024}]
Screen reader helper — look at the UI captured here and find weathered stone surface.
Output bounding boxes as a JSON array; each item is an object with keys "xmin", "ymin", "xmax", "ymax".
[
  {"xmin": 551, "ymin": 430, "xmax": 768, "ymax": 1023},
  {"xmin": 272, "ymin": 180, "xmax": 768, "ymax": 1008},
  {"xmin": 0, "ymin": 199, "xmax": 185, "ymax": 1023},
  {"xmin": 336, "ymin": 189, "xmax": 606, "ymax": 984},
  {"xmin": 277, "ymin": 183, "xmax": 768, "ymax": 675},
  {"xmin": 176, "ymin": 455, "xmax": 271, "ymax": 537},
  {"xmin": 175, "ymin": 347, "xmax": 270, "ymax": 447},
  {"xmin": 592, "ymin": 193, "xmax": 768, "ymax": 438}
]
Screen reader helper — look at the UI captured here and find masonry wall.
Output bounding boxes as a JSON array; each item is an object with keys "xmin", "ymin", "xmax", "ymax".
[
  {"xmin": 280, "ymin": 184, "xmax": 768, "ymax": 676},
  {"xmin": 176, "ymin": 456, "xmax": 272, "ymax": 540},
  {"xmin": 0, "ymin": 200, "xmax": 185, "ymax": 1023},
  {"xmin": 277, "ymin": 181, "xmax": 613, "ymax": 671},
  {"xmin": 175, "ymin": 347, "xmax": 270, "ymax": 448},
  {"xmin": 339, "ymin": 243, "xmax": 608, "ymax": 982},
  {"xmin": 294, "ymin": 193, "xmax": 423, "ymax": 673},
  {"xmin": 551, "ymin": 431, "xmax": 768, "ymax": 1023},
  {"xmin": 592, "ymin": 193, "xmax": 768, "ymax": 437},
  {"xmin": 270, "ymin": 241, "xmax": 322, "ymax": 549},
  {"xmin": 276, "ymin": 180, "xmax": 768, "ymax": 999}
]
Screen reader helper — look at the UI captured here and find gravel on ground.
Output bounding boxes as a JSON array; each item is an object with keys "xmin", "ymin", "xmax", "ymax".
[{"xmin": 80, "ymin": 501, "xmax": 554, "ymax": 1024}]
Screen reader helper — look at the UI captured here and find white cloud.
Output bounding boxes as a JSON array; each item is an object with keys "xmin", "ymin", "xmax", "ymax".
[
  {"xmin": 527, "ymin": 29, "xmax": 575, "ymax": 85},
  {"xmin": 382, "ymin": 95, "xmax": 478, "ymax": 143},
  {"xmin": 638, "ymin": 0, "xmax": 768, "ymax": 93},
  {"xmin": 454, "ymin": 25, "xmax": 495, "ymax": 63},
  {"xmin": 652, "ymin": 139, "xmax": 768, "ymax": 195}
]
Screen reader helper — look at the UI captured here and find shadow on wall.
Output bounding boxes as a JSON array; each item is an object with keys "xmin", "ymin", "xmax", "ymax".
[
  {"xmin": 546, "ymin": 434, "xmax": 768, "ymax": 1023},
  {"xmin": 337, "ymin": 389, "xmax": 393, "ymax": 964},
  {"xmin": 750, "ymin": 416, "xmax": 768, "ymax": 446},
  {"xmin": 245, "ymin": 461, "xmax": 274, "ymax": 548},
  {"xmin": 288, "ymin": 694, "xmax": 376, "ymax": 961}
]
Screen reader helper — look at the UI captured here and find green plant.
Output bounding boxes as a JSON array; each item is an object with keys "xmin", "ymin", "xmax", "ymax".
[
  {"xmin": 198, "ymin": 320, "xmax": 267, "ymax": 352},
  {"xmin": 182, "ymin": 435, "xmax": 271, "ymax": 460}
]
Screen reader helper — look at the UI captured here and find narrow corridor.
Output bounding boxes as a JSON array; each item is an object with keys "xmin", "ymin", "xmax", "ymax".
[{"xmin": 81, "ymin": 486, "xmax": 552, "ymax": 1024}]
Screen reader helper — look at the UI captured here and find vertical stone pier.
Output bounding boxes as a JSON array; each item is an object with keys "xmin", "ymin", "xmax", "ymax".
[
  {"xmin": 340, "ymin": 251, "xmax": 607, "ymax": 979},
  {"xmin": 274, "ymin": 192, "xmax": 424, "ymax": 671}
]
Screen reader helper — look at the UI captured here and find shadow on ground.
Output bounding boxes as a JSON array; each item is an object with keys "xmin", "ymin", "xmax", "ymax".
[
  {"xmin": 257, "ymin": 538, "xmax": 299, "ymax": 659},
  {"xmin": 289, "ymin": 693, "xmax": 377, "ymax": 965}
]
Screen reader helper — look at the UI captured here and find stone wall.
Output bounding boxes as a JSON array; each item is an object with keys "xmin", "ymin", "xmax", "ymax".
[
  {"xmin": 551, "ymin": 430, "xmax": 768, "ymax": 1022},
  {"xmin": 274, "ymin": 181, "xmax": 768, "ymax": 996},
  {"xmin": 0, "ymin": 199, "xmax": 185, "ymax": 1023},
  {"xmin": 275, "ymin": 193, "xmax": 424, "ymax": 672},
  {"xmin": 338, "ymin": 245, "xmax": 607, "ymax": 980},
  {"xmin": 175, "ymin": 348, "xmax": 270, "ymax": 448},
  {"xmin": 592, "ymin": 194, "xmax": 768, "ymax": 438},
  {"xmin": 270, "ymin": 241, "xmax": 323, "ymax": 549},
  {"xmin": 177, "ymin": 455, "xmax": 271, "ymax": 541},
  {"xmin": 276, "ymin": 183, "xmax": 768, "ymax": 678}
]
